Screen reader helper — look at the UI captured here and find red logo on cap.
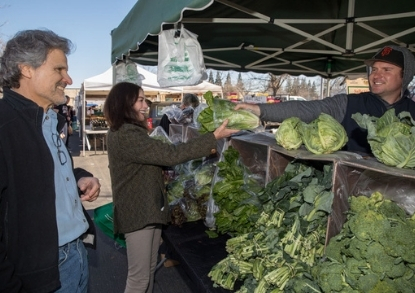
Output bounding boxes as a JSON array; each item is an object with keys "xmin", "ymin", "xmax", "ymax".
[{"xmin": 381, "ymin": 47, "xmax": 393, "ymax": 56}]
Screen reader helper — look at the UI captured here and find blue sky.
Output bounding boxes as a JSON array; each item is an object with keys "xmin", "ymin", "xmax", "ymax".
[{"xmin": 0, "ymin": 0, "xmax": 137, "ymax": 89}]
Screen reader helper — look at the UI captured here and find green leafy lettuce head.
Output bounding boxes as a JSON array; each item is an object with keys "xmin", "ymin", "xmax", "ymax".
[
  {"xmin": 197, "ymin": 91, "xmax": 260, "ymax": 133},
  {"xmin": 352, "ymin": 108, "xmax": 415, "ymax": 168},
  {"xmin": 300, "ymin": 113, "xmax": 348, "ymax": 154},
  {"xmin": 275, "ymin": 117, "xmax": 302, "ymax": 150}
]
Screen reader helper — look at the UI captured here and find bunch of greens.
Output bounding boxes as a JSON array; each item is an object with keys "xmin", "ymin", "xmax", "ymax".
[
  {"xmin": 275, "ymin": 117, "xmax": 303, "ymax": 150},
  {"xmin": 311, "ymin": 192, "xmax": 415, "ymax": 292},
  {"xmin": 197, "ymin": 91, "xmax": 260, "ymax": 133},
  {"xmin": 299, "ymin": 113, "xmax": 348, "ymax": 154},
  {"xmin": 352, "ymin": 108, "xmax": 415, "ymax": 168},
  {"xmin": 209, "ymin": 161, "xmax": 334, "ymax": 292},
  {"xmin": 211, "ymin": 147, "xmax": 263, "ymax": 236}
]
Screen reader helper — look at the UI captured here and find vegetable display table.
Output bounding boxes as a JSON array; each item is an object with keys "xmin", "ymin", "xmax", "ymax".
[{"xmin": 162, "ymin": 220, "xmax": 233, "ymax": 293}]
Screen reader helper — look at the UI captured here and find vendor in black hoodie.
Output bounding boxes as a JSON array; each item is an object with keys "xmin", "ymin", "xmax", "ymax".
[
  {"xmin": 0, "ymin": 29, "xmax": 101, "ymax": 293},
  {"xmin": 235, "ymin": 45, "xmax": 415, "ymax": 156}
]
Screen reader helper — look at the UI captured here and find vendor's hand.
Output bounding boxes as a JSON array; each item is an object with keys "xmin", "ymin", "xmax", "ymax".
[
  {"xmin": 213, "ymin": 119, "xmax": 240, "ymax": 139},
  {"xmin": 234, "ymin": 103, "xmax": 260, "ymax": 117},
  {"xmin": 78, "ymin": 177, "xmax": 101, "ymax": 202}
]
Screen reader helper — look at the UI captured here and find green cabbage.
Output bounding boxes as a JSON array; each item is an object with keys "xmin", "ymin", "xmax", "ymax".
[
  {"xmin": 352, "ymin": 109, "xmax": 415, "ymax": 168},
  {"xmin": 275, "ymin": 117, "xmax": 302, "ymax": 150},
  {"xmin": 300, "ymin": 113, "xmax": 348, "ymax": 154},
  {"xmin": 197, "ymin": 91, "xmax": 260, "ymax": 133}
]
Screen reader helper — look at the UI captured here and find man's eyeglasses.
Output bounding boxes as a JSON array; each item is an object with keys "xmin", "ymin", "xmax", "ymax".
[{"xmin": 52, "ymin": 133, "xmax": 67, "ymax": 165}]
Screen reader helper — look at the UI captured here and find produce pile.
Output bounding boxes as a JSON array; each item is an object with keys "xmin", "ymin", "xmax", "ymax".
[
  {"xmin": 208, "ymin": 150, "xmax": 415, "ymax": 292},
  {"xmin": 167, "ymin": 159, "xmax": 216, "ymax": 226},
  {"xmin": 209, "ymin": 161, "xmax": 334, "ymax": 292},
  {"xmin": 311, "ymin": 192, "xmax": 415, "ymax": 292},
  {"xmin": 352, "ymin": 108, "xmax": 415, "ymax": 168},
  {"xmin": 197, "ymin": 91, "xmax": 260, "ymax": 133},
  {"xmin": 208, "ymin": 147, "xmax": 263, "ymax": 236},
  {"xmin": 275, "ymin": 113, "xmax": 348, "ymax": 154}
]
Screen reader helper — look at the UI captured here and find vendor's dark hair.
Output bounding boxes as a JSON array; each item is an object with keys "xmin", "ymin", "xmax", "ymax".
[
  {"xmin": 104, "ymin": 82, "xmax": 147, "ymax": 131},
  {"xmin": 0, "ymin": 29, "xmax": 73, "ymax": 88}
]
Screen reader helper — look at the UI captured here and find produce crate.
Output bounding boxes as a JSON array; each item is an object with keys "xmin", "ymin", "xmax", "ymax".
[
  {"xmin": 326, "ymin": 157, "xmax": 415, "ymax": 242},
  {"xmin": 228, "ymin": 133, "xmax": 415, "ymax": 247},
  {"xmin": 229, "ymin": 132, "xmax": 276, "ymax": 185}
]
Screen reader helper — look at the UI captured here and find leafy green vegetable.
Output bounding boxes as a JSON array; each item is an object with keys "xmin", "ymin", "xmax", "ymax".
[
  {"xmin": 275, "ymin": 117, "xmax": 303, "ymax": 150},
  {"xmin": 209, "ymin": 161, "xmax": 334, "ymax": 292},
  {"xmin": 211, "ymin": 147, "xmax": 262, "ymax": 236},
  {"xmin": 197, "ymin": 91, "xmax": 260, "ymax": 133},
  {"xmin": 300, "ymin": 113, "xmax": 348, "ymax": 154},
  {"xmin": 352, "ymin": 108, "xmax": 415, "ymax": 168}
]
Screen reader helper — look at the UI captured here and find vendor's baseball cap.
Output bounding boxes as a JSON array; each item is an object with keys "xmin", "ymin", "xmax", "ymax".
[{"xmin": 364, "ymin": 46, "xmax": 404, "ymax": 69}]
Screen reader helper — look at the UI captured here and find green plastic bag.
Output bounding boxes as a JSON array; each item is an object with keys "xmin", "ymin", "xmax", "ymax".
[{"xmin": 93, "ymin": 202, "xmax": 126, "ymax": 247}]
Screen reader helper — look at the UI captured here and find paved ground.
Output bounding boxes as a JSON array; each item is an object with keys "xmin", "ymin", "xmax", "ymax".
[{"xmin": 69, "ymin": 130, "xmax": 196, "ymax": 293}]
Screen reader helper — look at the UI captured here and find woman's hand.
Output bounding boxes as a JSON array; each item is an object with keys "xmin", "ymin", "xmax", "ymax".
[
  {"xmin": 213, "ymin": 119, "xmax": 240, "ymax": 139},
  {"xmin": 234, "ymin": 103, "xmax": 260, "ymax": 116}
]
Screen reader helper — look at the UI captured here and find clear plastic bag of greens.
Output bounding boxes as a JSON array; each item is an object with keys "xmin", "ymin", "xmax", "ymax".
[{"xmin": 149, "ymin": 126, "xmax": 172, "ymax": 144}]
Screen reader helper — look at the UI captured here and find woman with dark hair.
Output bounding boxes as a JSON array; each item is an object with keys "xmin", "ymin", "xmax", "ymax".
[{"xmin": 103, "ymin": 82, "xmax": 238, "ymax": 293}]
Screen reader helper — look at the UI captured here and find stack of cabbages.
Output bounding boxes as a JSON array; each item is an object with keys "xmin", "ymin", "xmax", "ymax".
[{"xmin": 275, "ymin": 113, "xmax": 348, "ymax": 154}]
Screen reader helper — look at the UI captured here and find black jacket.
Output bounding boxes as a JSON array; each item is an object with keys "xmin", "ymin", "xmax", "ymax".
[{"xmin": 0, "ymin": 88, "xmax": 95, "ymax": 293}]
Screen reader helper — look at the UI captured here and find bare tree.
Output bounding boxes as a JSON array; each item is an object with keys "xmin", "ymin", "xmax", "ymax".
[{"xmin": 267, "ymin": 73, "xmax": 289, "ymax": 96}]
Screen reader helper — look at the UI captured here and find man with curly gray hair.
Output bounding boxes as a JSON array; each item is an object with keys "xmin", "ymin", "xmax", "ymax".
[{"xmin": 0, "ymin": 29, "xmax": 101, "ymax": 293}]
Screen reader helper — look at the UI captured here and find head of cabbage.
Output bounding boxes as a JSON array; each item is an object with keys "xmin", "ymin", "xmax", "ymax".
[
  {"xmin": 275, "ymin": 117, "xmax": 302, "ymax": 150},
  {"xmin": 300, "ymin": 113, "xmax": 348, "ymax": 154},
  {"xmin": 352, "ymin": 109, "xmax": 415, "ymax": 168}
]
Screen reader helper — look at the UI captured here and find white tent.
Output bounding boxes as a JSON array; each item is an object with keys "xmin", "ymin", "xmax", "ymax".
[
  {"xmin": 81, "ymin": 65, "xmax": 182, "ymax": 97},
  {"xmin": 79, "ymin": 65, "xmax": 222, "ymax": 155}
]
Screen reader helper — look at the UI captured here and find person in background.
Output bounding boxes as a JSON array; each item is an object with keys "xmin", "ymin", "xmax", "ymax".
[
  {"xmin": 103, "ymin": 82, "xmax": 238, "ymax": 293},
  {"xmin": 159, "ymin": 93, "xmax": 200, "ymax": 135},
  {"xmin": 0, "ymin": 29, "xmax": 101, "ymax": 293},
  {"xmin": 54, "ymin": 95, "xmax": 72, "ymax": 147},
  {"xmin": 235, "ymin": 45, "xmax": 415, "ymax": 156}
]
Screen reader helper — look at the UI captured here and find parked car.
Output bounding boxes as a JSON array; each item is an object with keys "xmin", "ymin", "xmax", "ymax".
[
  {"xmin": 285, "ymin": 96, "xmax": 307, "ymax": 101},
  {"xmin": 147, "ymin": 101, "xmax": 181, "ymax": 129}
]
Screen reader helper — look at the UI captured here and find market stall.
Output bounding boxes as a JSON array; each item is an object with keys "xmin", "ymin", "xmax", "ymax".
[{"xmin": 160, "ymin": 130, "xmax": 415, "ymax": 292}]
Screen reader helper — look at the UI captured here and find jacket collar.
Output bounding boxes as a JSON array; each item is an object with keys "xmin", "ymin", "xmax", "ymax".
[{"xmin": 2, "ymin": 87, "xmax": 66, "ymax": 131}]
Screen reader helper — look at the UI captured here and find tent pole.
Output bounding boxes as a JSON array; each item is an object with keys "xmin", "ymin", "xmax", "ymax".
[{"xmin": 82, "ymin": 88, "xmax": 86, "ymax": 157}]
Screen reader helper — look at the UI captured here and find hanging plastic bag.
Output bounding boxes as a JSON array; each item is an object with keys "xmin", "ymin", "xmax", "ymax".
[
  {"xmin": 115, "ymin": 60, "xmax": 145, "ymax": 85},
  {"xmin": 157, "ymin": 24, "xmax": 207, "ymax": 87}
]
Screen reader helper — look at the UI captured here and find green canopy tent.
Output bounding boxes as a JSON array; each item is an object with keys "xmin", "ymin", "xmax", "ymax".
[{"xmin": 111, "ymin": 0, "xmax": 415, "ymax": 79}]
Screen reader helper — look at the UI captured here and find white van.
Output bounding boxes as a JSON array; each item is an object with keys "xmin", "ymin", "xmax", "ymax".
[{"xmin": 287, "ymin": 96, "xmax": 307, "ymax": 101}]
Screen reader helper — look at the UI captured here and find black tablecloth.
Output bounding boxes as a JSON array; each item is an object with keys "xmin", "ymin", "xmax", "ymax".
[{"xmin": 162, "ymin": 220, "xmax": 233, "ymax": 293}]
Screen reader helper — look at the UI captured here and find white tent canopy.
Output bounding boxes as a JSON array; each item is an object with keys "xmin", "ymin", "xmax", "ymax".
[
  {"xmin": 81, "ymin": 64, "xmax": 222, "ymax": 97},
  {"xmin": 82, "ymin": 65, "xmax": 182, "ymax": 96}
]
